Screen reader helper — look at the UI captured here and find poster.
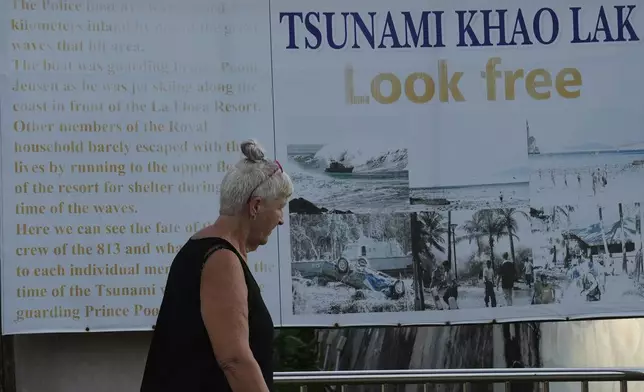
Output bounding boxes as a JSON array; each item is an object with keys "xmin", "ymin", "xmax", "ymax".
[
  {"xmin": 271, "ymin": 0, "xmax": 644, "ymax": 326},
  {"xmin": 1, "ymin": 0, "xmax": 644, "ymax": 333},
  {"xmin": 0, "ymin": 0, "xmax": 282, "ymax": 334}
]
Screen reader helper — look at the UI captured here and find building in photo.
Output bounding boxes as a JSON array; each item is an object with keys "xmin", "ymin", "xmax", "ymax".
[
  {"xmin": 530, "ymin": 202, "xmax": 644, "ymax": 306},
  {"xmin": 289, "ymin": 212, "xmax": 414, "ymax": 315}
]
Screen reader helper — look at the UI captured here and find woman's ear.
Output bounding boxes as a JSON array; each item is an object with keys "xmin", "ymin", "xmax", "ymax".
[{"xmin": 249, "ymin": 197, "xmax": 261, "ymax": 217}]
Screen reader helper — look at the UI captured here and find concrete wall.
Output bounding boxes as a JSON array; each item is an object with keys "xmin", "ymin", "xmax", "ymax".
[
  {"xmin": 14, "ymin": 332, "xmax": 151, "ymax": 392},
  {"xmin": 12, "ymin": 318, "xmax": 644, "ymax": 392}
]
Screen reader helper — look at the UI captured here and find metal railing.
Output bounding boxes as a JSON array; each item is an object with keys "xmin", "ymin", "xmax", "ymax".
[{"xmin": 275, "ymin": 368, "xmax": 644, "ymax": 391}]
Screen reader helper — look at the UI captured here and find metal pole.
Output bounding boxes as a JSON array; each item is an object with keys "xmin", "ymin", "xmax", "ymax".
[
  {"xmin": 580, "ymin": 381, "xmax": 589, "ymax": 392},
  {"xmin": 317, "ymin": 333, "xmax": 325, "ymax": 363},
  {"xmin": 274, "ymin": 368, "xmax": 644, "ymax": 387},
  {"xmin": 322, "ymin": 345, "xmax": 330, "ymax": 369},
  {"xmin": 334, "ymin": 336, "xmax": 347, "ymax": 371},
  {"xmin": 620, "ymin": 380, "xmax": 628, "ymax": 392},
  {"xmin": 541, "ymin": 381, "xmax": 549, "ymax": 392}
]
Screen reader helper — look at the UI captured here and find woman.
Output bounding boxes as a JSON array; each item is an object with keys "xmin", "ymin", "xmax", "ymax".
[{"xmin": 140, "ymin": 139, "xmax": 293, "ymax": 392}]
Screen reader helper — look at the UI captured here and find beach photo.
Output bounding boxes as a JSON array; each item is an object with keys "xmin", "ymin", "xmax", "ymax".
[
  {"xmin": 530, "ymin": 202, "xmax": 644, "ymax": 306},
  {"xmin": 526, "ymin": 105, "xmax": 644, "ymax": 207},
  {"xmin": 408, "ymin": 114, "xmax": 529, "ymax": 212},
  {"xmin": 290, "ymin": 212, "xmax": 415, "ymax": 315},
  {"xmin": 410, "ymin": 208, "xmax": 534, "ymax": 311},
  {"xmin": 410, "ymin": 183, "xmax": 529, "ymax": 212},
  {"xmin": 530, "ymin": 148, "xmax": 644, "ymax": 207},
  {"xmin": 286, "ymin": 143, "xmax": 410, "ymax": 214}
]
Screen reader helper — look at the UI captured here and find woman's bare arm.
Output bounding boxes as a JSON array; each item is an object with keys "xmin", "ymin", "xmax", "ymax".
[{"xmin": 200, "ymin": 249, "xmax": 270, "ymax": 392}]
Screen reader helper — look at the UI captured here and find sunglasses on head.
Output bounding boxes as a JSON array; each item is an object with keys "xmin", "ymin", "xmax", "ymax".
[{"xmin": 246, "ymin": 160, "xmax": 283, "ymax": 204}]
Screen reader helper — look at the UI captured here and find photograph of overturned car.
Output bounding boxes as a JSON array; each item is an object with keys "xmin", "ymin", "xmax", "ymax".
[{"xmin": 290, "ymin": 212, "xmax": 415, "ymax": 314}]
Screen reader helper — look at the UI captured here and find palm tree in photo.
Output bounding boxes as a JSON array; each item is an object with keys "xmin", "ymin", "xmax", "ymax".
[
  {"xmin": 410, "ymin": 212, "xmax": 425, "ymax": 310},
  {"xmin": 496, "ymin": 208, "xmax": 530, "ymax": 263},
  {"xmin": 414, "ymin": 211, "xmax": 448, "ymax": 263},
  {"xmin": 461, "ymin": 218, "xmax": 485, "ymax": 257},
  {"xmin": 551, "ymin": 205, "xmax": 574, "ymax": 228},
  {"xmin": 465, "ymin": 210, "xmax": 507, "ymax": 267},
  {"xmin": 411, "ymin": 211, "xmax": 447, "ymax": 310}
]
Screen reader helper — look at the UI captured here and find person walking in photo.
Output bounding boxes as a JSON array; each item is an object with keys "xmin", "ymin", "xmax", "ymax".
[
  {"xmin": 441, "ymin": 260, "xmax": 459, "ymax": 309},
  {"xmin": 141, "ymin": 139, "xmax": 293, "ymax": 392},
  {"xmin": 497, "ymin": 252, "xmax": 516, "ymax": 306},
  {"xmin": 580, "ymin": 270, "xmax": 601, "ymax": 302},
  {"xmin": 588, "ymin": 258, "xmax": 607, "ymax": 293},
  {"xmin": 524, "ymin": 257, "xmax": 534, "ymax": 288},
  {"xmin": 532, "ymin": 272, "xmax": 557, "ymax": 305},
  {"xmin": 429, "ymin": 265, "xmax": 445, "ymax": 310},
  {"xmin": 482, "ymin": 259, "xmax": 497, "ymax": 307},
  {"xmin": 567, "ymin": 257, "xmax": 583, "ymax": 284}
]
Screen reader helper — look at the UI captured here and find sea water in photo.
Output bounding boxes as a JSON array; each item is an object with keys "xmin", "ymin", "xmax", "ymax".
[
  {"xmin": 408, "ymin": 114, "xmax": 530, "ymax": 212},
  {"xmin": 287, "ymin": 144, "xmax": 410, "ymax": 213},
  {"xmin": 530, "ymin": 149, "xmax": 644, "ymax": 206},
  {"xmin": 410, "ymin": 182, "xmax": 529, "ymax": 211}
]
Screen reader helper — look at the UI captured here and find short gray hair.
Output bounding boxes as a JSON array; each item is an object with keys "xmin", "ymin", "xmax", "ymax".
[{"xmin": 219, "ymin": 139, "xmax": 293, "ymax": 215}]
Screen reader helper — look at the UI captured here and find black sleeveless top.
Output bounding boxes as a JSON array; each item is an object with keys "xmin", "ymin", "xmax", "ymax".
[{"xmin": 140, "ymin": 237, "xmax": 274, "ymax": 391}]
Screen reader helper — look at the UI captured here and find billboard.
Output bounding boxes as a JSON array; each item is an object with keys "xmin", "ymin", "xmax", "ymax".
[{"xmin": 1, "ymin": 0, "xmax": 643, "ymax": 333}]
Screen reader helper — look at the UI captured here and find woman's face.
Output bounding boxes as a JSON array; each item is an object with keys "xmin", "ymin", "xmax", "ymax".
[{"xmin": 247, "ymin": 197, "xmax": 286, "ymax": 251}]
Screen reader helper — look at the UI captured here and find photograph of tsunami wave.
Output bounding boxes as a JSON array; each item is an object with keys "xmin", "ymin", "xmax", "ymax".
[{"xmin": 286, "ymin": 143, "xmax": 410, "ymax": 214}]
